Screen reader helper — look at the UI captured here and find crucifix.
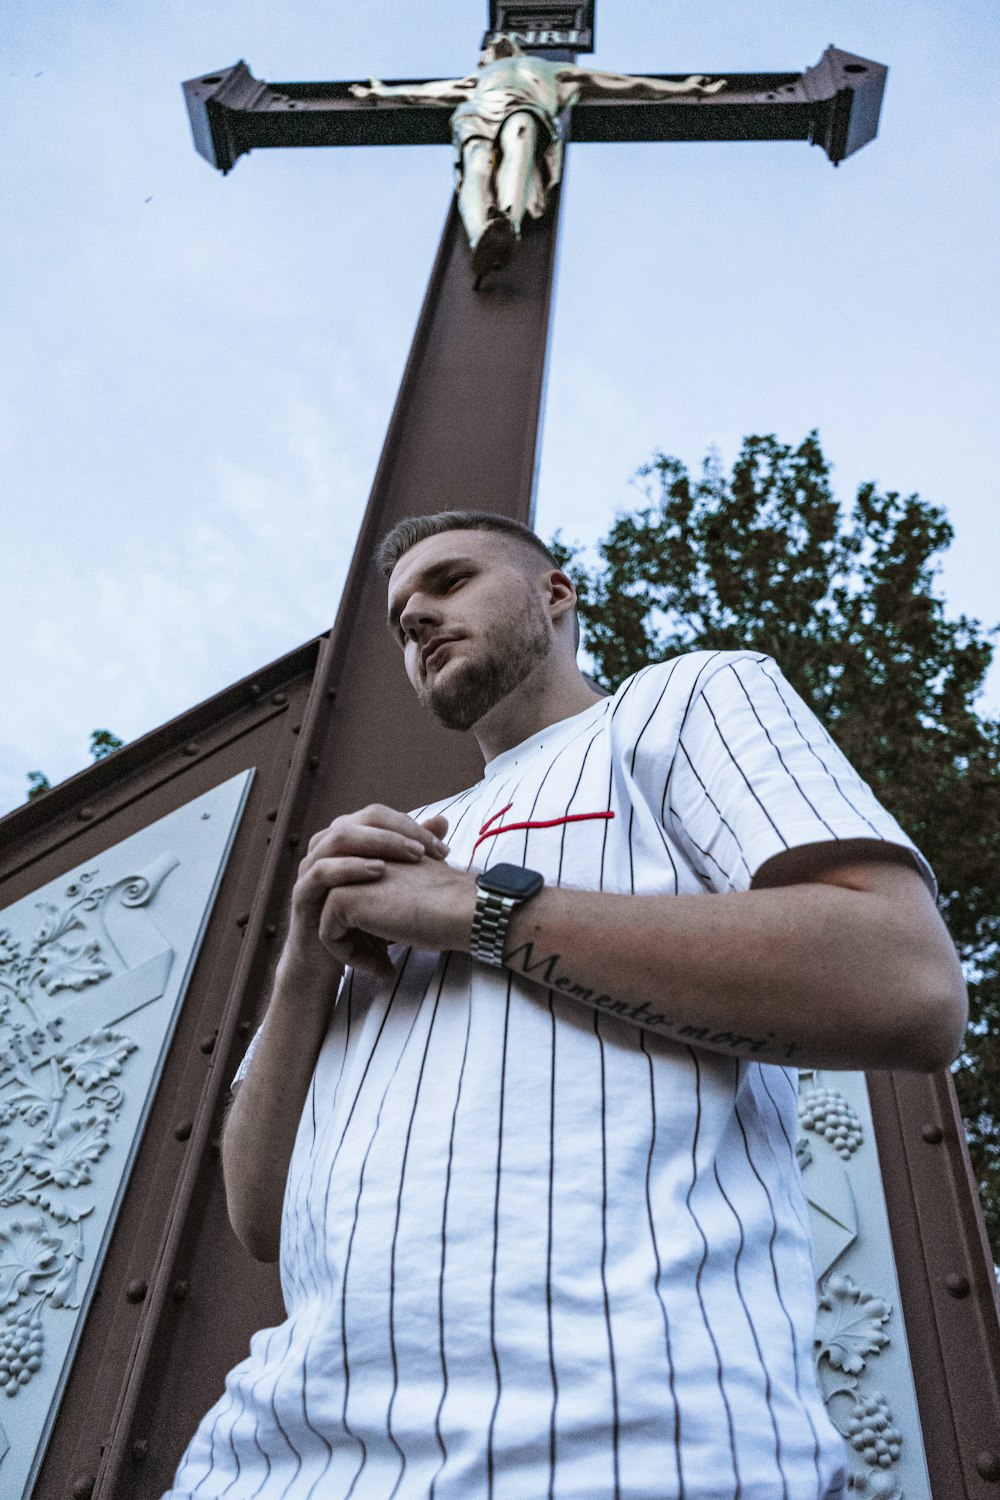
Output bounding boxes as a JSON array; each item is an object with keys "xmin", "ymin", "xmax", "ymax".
[{"xmin": 182, "ymin": 0, "xmax": 888, "ymax": 823}]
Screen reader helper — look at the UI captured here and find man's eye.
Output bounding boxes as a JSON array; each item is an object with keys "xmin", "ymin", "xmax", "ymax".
[{"xmin": 445, "ymin": 574, "xmax": 468, "ymax": 591}]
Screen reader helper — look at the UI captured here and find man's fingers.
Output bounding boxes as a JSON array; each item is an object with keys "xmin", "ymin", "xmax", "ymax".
[
  {"xmin": 304, "ymin": 826, "xmax": 424, "ymax": 869},
  {"xmin": 305, "ymin": 806, "xmax": 449, "ymax": 868},
  {"xmin": 421, "ymin": 813, "xmax": 450, "ymax": 844},
  {"xmin": 295, "ymin": 856, "xmax": 385, "ymax": 917}
]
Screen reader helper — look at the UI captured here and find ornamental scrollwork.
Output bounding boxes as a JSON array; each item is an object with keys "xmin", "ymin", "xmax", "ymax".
[{"xmin": 0, "ymin": 864, "xmax": 162, "ymax": 1403}]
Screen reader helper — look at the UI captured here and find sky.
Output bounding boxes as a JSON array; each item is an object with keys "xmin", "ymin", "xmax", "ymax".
[{"xmin": 1, "ymin": 0, "xmax": 997, "ymax": 818}]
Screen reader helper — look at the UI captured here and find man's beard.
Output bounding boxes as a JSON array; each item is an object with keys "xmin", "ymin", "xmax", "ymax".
[{"xmin": 420, "ymin": 593, "xmax": 551, "ymax": 732}]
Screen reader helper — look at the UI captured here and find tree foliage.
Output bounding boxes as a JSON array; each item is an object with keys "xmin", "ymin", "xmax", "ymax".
[
  {"xmin": 553, "ymin": 430, "xmax": 1000, "ymax": 1255},
  {"xmin": 25, "ymin": 729, "xmax": 124, "ymax": 802}
]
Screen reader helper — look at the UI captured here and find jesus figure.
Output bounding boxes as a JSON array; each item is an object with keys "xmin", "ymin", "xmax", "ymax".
[{"xmin": 350, "ymin": 36, "xmax": 725, "ymax": 281}]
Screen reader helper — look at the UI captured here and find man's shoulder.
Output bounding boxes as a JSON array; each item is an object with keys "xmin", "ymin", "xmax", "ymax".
[{"xmin": 613, "ymin": 648, "xmax": 774, "ymax": 710}]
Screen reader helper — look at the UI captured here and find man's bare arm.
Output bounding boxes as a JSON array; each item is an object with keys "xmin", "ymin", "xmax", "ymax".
[
  {"xmin": 498, "ymin": 856, "xmax": 966, "ymax": 1071},
  {"xmin": 222, "ymin": 951, "xmax": 341, "ymax": 1262},
  {"xmin": 329, "ymin": 845, "xmax": 967, "ymax": 1074},
  {"xmin": 222, "ymin": 807, "xmax": 450, "ymax": 1262}
]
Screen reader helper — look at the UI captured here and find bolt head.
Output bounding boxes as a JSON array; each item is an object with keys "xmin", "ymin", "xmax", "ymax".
[
  {"xmin": 944, "ymin": 1272, "xmax": 970, "ymax": 1298},
  {"xmin": 126, "ymin": 1278, "xmax": 148, "ymax": 1304},
  {"xmin": 977, "ymin": 1451, "xmax": 1000, "ymax": 1481},
  {"xmin": 72, "ymin": 1479, "xmax": 96, "ymax": 1500},
  {"xmin": 921, "ymin": 1123, "xmax": 944, "ymax": 1144}
]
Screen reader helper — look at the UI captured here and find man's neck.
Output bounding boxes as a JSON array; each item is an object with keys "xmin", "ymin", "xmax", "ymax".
[{"xmin": 474, "ymin": 664, "xmax": 605, "ymax": 764}]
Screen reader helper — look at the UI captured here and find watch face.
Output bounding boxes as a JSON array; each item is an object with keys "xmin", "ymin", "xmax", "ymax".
[{"xmin": 477, "ymin": 862, "xmax": 545, "ymax": 899}]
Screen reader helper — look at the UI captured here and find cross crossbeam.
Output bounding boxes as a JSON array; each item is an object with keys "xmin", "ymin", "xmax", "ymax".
[{"xmin": 184, "ymin": 46, "xmax": 886, "ymax": 176}]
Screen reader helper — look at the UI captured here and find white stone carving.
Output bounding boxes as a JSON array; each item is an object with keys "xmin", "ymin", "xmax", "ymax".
[
  {"xmin": 799, "ymin": 1069, "xmax": 930, "ymax": 1498},
  {"xmin": 0, "ymin": 772, "xmax": 252, "ymax": 1499}
]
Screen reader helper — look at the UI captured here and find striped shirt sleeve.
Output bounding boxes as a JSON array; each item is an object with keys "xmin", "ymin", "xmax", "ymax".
[{"xmin": 664, "ymin": 653, "xmax": 936, "ymax": 895}]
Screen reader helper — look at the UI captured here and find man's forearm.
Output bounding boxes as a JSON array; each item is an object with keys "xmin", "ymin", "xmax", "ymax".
[
  {"xmin": 222, "ymin": 951, "xmax": 343, "ymax": 1261},
  {"xmin": 498, "ymin": 868, "xmax": 966, "ymax": 1071}
]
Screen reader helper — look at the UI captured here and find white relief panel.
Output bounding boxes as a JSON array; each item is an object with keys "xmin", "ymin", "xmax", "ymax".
[
  {"xmin": 0, "ymin": 771, "xmax": 253, "ymax": 1499},
  {"xmin": 798, "ymin": 1070, "xmax": 932, "ymax": 1499}
]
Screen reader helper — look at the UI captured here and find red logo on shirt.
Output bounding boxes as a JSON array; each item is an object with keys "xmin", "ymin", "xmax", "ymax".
[{"xmin": 468, "ymin": 804, "xmax": 615, "ymax": 865}]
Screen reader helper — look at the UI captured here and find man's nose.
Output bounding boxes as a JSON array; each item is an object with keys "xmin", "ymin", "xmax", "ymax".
[{"xmin": 399, "ymin": 594, "xmax": 443, "ymax": 641}]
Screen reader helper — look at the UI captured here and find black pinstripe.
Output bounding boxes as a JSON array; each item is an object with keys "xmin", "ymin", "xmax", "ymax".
[
  {"xmin": 758, "ymin": 660, "xmax": 884, "ymax": 838},
  {"xmin": 727, "ymin": 662, "xmax": 839, "ymax": 837},
  {"xmin": 594, "ymin": 1005, "xmax": 622, "ymax": 1499},
  {"xmin": 684, "ymin": 1047, "xmax": 741, "ymax": 1495},
  {"xmin": 485, "ymin": 972, "xmax": 514, "ymax": 1499},
  {"xmin": 659, "ymin": 652, "xmax": 725, "ymax": 825},
  {"xmin": 339, "ymin": 961, "xmax": 439, "ymax": 1500},
  {"xmin": 714, "ymin": 1061, "xmax": 789, "ymax": 1499},
  {"xmin": 639, "ymin": 1032, "xmax": 683, "ymax": 1497},
  {"xmin": 385, "ymin": 957, "xmax": 452, "ymax": 1498},
  {"xmin": 734, "ymin": 1100, "xmax": 823, "ymax": 1488},
  {"xmin": 696, "ymin": 689, "xmax": 789, "ymax": 848},
  {"xmin": 673, "ymin": 739, "xmax": 754, "ymax": 880},
  {"xmin": 545, "ymin": 991, "xmax": 560, "ymax": 1500},
  {"xmin": 429, "ymin": 981, "xmax": 475, "ymax": 1499}
]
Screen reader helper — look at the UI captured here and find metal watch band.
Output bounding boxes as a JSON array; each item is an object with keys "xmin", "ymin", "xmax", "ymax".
[{"xmin": 469, "ymin": 889, "xmax": 520, "ymax": 967}]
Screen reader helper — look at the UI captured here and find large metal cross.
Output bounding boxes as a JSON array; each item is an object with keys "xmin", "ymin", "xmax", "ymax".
[{"xmin": 183, "ymin": 0, "xmax": 888, "ymax": 816}]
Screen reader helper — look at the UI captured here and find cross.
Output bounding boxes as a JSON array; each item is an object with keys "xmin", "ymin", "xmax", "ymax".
[{"xmin": 182, "ymin": 0, "xmax": 888, "ymax": 821}]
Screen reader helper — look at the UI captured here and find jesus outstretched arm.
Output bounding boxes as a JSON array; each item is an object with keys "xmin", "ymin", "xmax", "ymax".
[
  {"xmin": 559, "ymin": 66, "xmax": 726, "ymax": 100},
  {"xmin": 349, "ymin": 75, "xmax": 476, "ymax": 104}
]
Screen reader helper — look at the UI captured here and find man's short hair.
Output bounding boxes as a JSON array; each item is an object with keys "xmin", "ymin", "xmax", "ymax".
[{"xmin": 376, "ymin": 510, "xmax": 559, "ymax": 578}]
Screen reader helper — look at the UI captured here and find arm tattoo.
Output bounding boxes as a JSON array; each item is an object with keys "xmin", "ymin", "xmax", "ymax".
[{"xmin": 504, "ymin": 938, "xmax": 800, "ymax": 1062}]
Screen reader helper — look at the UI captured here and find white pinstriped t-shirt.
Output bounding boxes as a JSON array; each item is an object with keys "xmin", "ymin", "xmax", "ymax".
[{"xmin": 167, "ymin": 651, "xmax": 933, "ymax": 1500}]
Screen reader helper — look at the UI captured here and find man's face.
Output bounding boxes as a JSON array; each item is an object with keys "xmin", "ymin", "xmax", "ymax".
[{"xmin": 386, "ymin": 529, "xmax": 553, "ymax": 731}]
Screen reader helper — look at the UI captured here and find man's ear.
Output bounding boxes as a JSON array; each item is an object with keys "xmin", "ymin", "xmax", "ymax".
[{"xmin": 545, "ymin": 568, "xmax": 577, "ymax": 623}]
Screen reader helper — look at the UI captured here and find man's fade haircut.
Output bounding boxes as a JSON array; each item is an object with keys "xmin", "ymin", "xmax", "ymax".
[
  {"xmin": 376, "ymin": 510, "xmax": 580, "ymax": 650},
  {"xmin": 376, "ymin": 510, "xmax": 559, "ymax": 579}
]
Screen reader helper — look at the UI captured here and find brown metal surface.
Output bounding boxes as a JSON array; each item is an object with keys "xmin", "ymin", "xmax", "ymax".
[{"xmin": 867, "ymin": 1068, "xmax": 1000, "ymax": 1495}]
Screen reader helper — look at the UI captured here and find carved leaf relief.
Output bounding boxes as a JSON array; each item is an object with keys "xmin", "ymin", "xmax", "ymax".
[
  {"xmin": 0, "ymin": 1220, "xmax": 63, "ymax": 1310},
  {"xmin": 34, "ymin": 940, "xmax": 111, "ymax": 997},
  {"xmin": 22, "ymin": 1116, "xmax": 111, "ymax": 1190},
  {"xmin": 816, "ymin": 1273, "xmax": 891, "ymax": 1375},
  {"xmin": 59, "ymin": 1031, "xmax": 137, "ymax": 1091}
]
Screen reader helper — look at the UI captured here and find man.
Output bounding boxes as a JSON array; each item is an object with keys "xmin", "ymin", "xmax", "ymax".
[
  {"xmin": 166, "ymin": 511, "xmax": 965, "ymax": 1499},
  {"xmin": 349, "ymin": 37, "xmax": 724, "ymax": 279}
]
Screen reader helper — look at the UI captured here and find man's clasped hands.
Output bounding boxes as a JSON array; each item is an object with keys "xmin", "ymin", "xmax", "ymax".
[{"xmin": 285, "ymin": 805, "xmax": 478, "ymax": 981}]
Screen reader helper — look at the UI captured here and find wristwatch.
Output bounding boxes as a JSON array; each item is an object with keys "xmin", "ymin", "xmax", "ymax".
[{"xmin": 470, "ymin": 862, "xmax": 545, "ymax": 967}]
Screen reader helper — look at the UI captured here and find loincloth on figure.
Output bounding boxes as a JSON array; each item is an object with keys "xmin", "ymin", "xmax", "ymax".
[{"xmin": 451, "ymin": 101, "xmax": 562, "ymax": 216}]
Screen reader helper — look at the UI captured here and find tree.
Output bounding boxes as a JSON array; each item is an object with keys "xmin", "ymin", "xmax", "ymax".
[
  {"xmin": 25, "ymin": 729, "xmax": 125, "ymax": 801},
  {"xmin": 552, "ymin": 430, "xmax": 1000, "ymax": 1256}
]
